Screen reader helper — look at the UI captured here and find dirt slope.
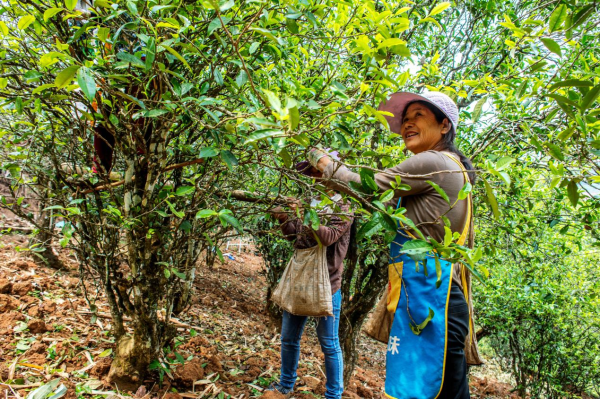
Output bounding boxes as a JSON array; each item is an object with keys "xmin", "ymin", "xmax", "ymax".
[{"xmin": 0, "ymin": 235, "xmax": 515, "ymax": 398}]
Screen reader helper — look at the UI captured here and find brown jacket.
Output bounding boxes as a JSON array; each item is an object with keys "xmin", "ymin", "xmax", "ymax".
[{"xmin": 277, "ymin": 196, "xmax": 353, "ymax": 294}]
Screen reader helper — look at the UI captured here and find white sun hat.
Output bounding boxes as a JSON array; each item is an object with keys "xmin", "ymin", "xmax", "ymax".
[{"xmin": 377, "ymin": 91, "xmax": 459, "ymax": 134}]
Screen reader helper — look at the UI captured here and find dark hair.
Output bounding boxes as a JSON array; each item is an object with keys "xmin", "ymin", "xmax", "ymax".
[{"xmin": 403, "ymin": 100, "xmax": 477, "ymax": 184}]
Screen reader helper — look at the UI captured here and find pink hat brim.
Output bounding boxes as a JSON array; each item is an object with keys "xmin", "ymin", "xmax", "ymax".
[{"xmin": 377, "ymin": 92, "xmax": 442, "ymax": 134}]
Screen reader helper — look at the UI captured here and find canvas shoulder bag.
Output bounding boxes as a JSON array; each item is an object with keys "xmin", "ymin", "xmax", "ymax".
[{"xmin": 271, "ymin": 244, "xmax": 333, "ymax": 317}]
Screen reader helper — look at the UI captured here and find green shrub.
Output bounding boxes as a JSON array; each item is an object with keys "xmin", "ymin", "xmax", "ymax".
[{"xmin": 477, "ymin": 249, "xmax": 600, "ymax": 398}]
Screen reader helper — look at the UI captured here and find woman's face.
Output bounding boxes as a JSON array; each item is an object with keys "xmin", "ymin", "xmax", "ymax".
[{"xmin": 400, "ymin": 103, "xmax": 450, "ymax": 154}]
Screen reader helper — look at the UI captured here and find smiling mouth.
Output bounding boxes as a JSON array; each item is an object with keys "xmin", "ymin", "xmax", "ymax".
[{"xmin": 405, "ymin": 132, "xmax": 419, "ymax": 139}]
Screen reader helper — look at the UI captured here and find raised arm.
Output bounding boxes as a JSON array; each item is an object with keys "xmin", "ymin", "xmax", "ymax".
[
  {"xmin": 321, "ymin": 151, "xmax": 446, "ymax": 198},
  {"xmin": 271, "ymin": 203, "xmax": 353, "ymax": 247}
]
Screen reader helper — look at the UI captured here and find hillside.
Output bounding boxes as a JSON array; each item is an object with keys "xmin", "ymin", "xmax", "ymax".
[{"xmin": 0, "ymin": 234, "xmax": 518, "ymax": 399}]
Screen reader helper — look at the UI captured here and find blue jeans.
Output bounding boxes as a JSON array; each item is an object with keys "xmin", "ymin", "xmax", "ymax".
[{"xmin": 279, "ymin": 290, "xmax": 343, "ymax": 399}]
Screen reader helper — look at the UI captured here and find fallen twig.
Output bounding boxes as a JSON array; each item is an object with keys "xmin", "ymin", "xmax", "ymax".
[
  {"xmin": 77, "ymin": 311, "xmax": 202, "ymax": 330},
  {"xmin": 0, "ymin": 383, "xmax": 42, "ymax": 389}
]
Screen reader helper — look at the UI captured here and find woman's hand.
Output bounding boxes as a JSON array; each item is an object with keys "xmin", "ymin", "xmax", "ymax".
[
  {"xmin": 316, "ymin": 156, "xmax": 331, "ymax": 172},
  {"xmin": 308, "ymin": 148, "xmax": 333, "ymax": 172},
  {"xmin": 269, "ymin": 199, "xmax": 303, "ymax": 221},
  {"xmin": 288, "ymin": 199, "xmax": 304, "ymax": 218},
  {"xmin": 268, "ymin": 206, "xmax": 287, "ymax": 222}
]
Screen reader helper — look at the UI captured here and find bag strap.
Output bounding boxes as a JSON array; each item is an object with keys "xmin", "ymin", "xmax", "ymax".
[
  {"xmin": 441, "ymin": 152, "xmax": 480, "ymax": 357},
  {"xmin": 440, "ymin": 152, "xmax": 472, "ymax": 246}
]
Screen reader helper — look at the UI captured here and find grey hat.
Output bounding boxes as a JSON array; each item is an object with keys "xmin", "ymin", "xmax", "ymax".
[{"xmin": 377, "ymin": 91, "xmax": 459, "ymax": 134}]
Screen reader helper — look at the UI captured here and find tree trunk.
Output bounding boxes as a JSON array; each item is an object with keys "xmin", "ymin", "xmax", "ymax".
[
  {"xmin": 339, "ymin": 314, "xmax": 362, "ymax": 385},
  {"xmin": 30, "ymin": 181, "xmax": 62, "ymax": 268},
  {"xmin": 252, "ymin": 223, "xmax": 292, "ymax": 327},
  {"xmin": 172, "ymin": 234, "xmax": 202, "ymax": 315},
  {"xmin": 108, "ymin": 335, "xmax": 152, "ymax": 391},
  {"xmin": 339, "ymin": 239, "xmax": 389, "ymax": 386},
  {"xmin": 107, "ymin": 274, "xmax": 176, "ymax": 390},
  {"xmin": 108, "ymin": 312, "xmax": 175, "ymax": 391},
  {"xmin": 266, "ymin": 284, "xmax": 283, "ymax": 329}
]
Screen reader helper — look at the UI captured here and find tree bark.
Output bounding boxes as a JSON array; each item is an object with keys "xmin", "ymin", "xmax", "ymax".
[
  {"xmin": 30, "ymin": 180, "xmax": 63, "ymax": 268},
  {"xmin": 266, "ymin": 284, "xmax": 283, "ymax": 329},
  {"xmin": 339, "ymin": 239, "xmax": 388, "ymax": 386}
]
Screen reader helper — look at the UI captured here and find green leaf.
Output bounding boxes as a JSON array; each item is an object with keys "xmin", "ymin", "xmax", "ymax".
[
  {"xmin": 172, "ymin": 268, "xmax": 187, "ymax": 279},
  {"xmin": 244, "ymin": 129, "xmax": 284, "ymax": 145},
  {"xmin": 286, "ymin": 18, "xmax": 299, "ymax": 34},
  {"xmin": 65, "ymin": 0, "xmax": 77, "ymax": 10},
  {"xmin": 380, "ymin": 213, "xmax": 398, "ymax": 233},
  {"xmin": 290, "ymin": 133, "xmax": 310, "ymax": 147},
  {"xmin": 44, "ymin": 8, "xmax": 63, "ymax": 21},
  {"xmin": 166, "ymin": 201, "xmax": 185, "ymax": 218},
  {"xmin": 549, "ymin": 4, "xmax": 568, "ymax": 32},
  {"xmin": 208, "ymin": 16, "xmax": 231, "ymax": 35},
  {"xmin": 364, "ymin": 104, "xmax": 389, "ymax": 130},
  {"xmin": 379, "ymin": 189, "xmax": 395, "ymax": 203},
  {"xmin": 261, "ymin": 89, "xmax": 281, "ymax": 112},
  {"xmin": 495, "ymin": 157, "xmax": 515, "ymax": 171},
  {"xmin": 390, "ymin": 43, "xmax": 411, "ymax": 57},
  {"xmin": 145, "ymin": 37, "xmax": 156, "ymax": 71},
  {"xmin": 571, "ymin": 4, "xmax": 594, "ymax": 31},
  {"xmin": 250, "ymin": 27, "xmax": 281, "ymax": 44},
  {"xmin": 483, "ymin": 178, "xmax": 500, "ymax": 220},
  {"xmin": 219, "ymin": 213, "xmax": 242, "ymax": 232},
  {"xmin": 549, "ymin": 79, "xmax": 592, "ymax": 91},
  {"xmin": 98, "ymin": 348, "xmax": 113, "ymax": 358},
  {"xmin": 0, "ymin": 21, "xmax": 8, "ymax": 37},
  {"xmin": 471, "ymin": 96, "xmax": 487, "ymax": 123},
  {"xmin": 175, "ymin": 186, "xmax": 195, "ymax": 196},
  {"xmin": 55, "ymin": 66, "xmax": 80, "ymax": 89},
  {"xmin": 546, "ymin": 142, "xmax": 565, "ymax": 161},
  {"xmin": 32, "ymin": 84, "xmax": 56, "ymax": 94},
  {"xmin": 458, "ymin": 182, "xmax": 472, "ymax": 201},
  {"xmin": 196, "ymin": 209, "xmax": 217, "ymax": 218},
  {"xmin": 249, "ymin": 42, "xmax": 260, "ymax": 54},
  {"xmin": 356, "ymin": 213, "xmax": 383, "ymax": 240},
  {"xmin": 377, "ymin": 38, "xmax": 407, "ymax": 49},
  {"xmin": 76, "ymin": 67, "xmax": 96, "ymax": 102},
  {"xmin": 359, "ymin": 168, "xmax": 378, "ymax": 192},
  {"xmin": 400, "ymin": 239, "xmax": 434, "ymax": 260},
  {"xmin": 580, "ymin": 85, "xmax": 600, "ymax": 111},
  {"xmin": 306, "ymin": 209, "xmax": 320, "ymax": 230},
  {"xmin": 97, "ymin": 27, "xmax": 110, "ymax": 42},
  {"xmin": 540, "ymin": 38, "xmax": 562, "ymax": 57},
  {"xmin": 18, "ymin": 15, "xmax": 36, "ymax": 31},
  {"xmin": 235, "ymin": 70, "xmax": 248, "ymax": 88},
  {"xmin": 429, "ymin": 2, "xmax": 451, "ymax": 16},
  {"xmin": 199, "ymin": 147, "xmax": 219, "ymax": 158},
  {"xmin": 557, "ymin": 126, "xmax": 575, "ymax": 141},
  {"xmin": 567, "ymin": 180, "xmax": 579, "ymax": 207},
  {"xmin": 94, "ymin": 0, "xmax": 112, "ymax": 8},
  {"xmin": 117, "ymin": 52, "xmax": 146, "ymax": 68},
  {"xmin": 220, "ymin": 150, "xmax": 238, "ymax": 170},
  {"xmin": 546, "ymin": 93, "xmax": 579, "ymax": 109},
  {"xmin": 26, "ymin": 379, "xmax": 61, "ymax": 399},
  {"xmin": 289, "ymin": 105, "xmax": 300, "ymax": 131},
  {"xmin": 426, "ymin": 180, "xmax": 450, "ymax": 203},
  {"xmin": 220, "ymin": 0, "xmax": 235, "ymax": 12},
  {"xmin": 419, "ymin": 17, "xmax": 442, "ymax": 29},
  {"xmin": 408, "ymin": 308, "xmax": 433, "ymax": 335},
  {"xmin": 144, "ymin": 109, "xmax": 169, "ymax": 117},
  {"xmin": 434, "ymin": 256, "xmax": 442, "ymax": 288}
]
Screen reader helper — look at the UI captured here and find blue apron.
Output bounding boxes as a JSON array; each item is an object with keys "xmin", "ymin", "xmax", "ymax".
[{"xmin": 384, "ymin": 153, "xmax": 472, "ymax": 399}]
